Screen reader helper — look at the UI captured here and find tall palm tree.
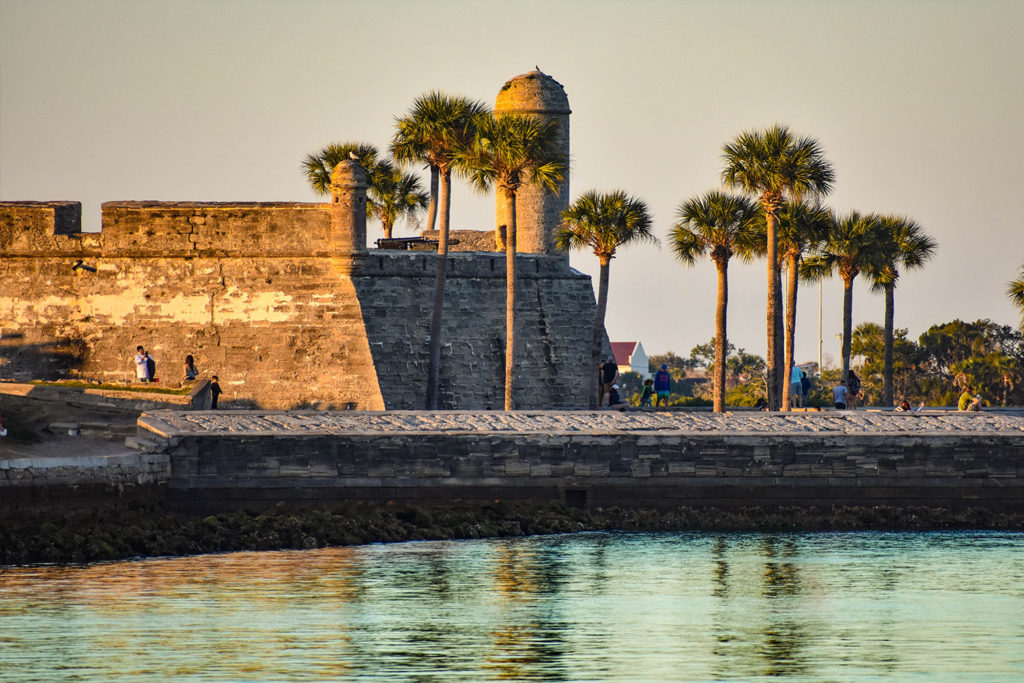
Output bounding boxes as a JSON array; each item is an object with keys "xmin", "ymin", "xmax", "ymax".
[
  {"xmin": 802, "ymin": 211, "xmax": 885, "ymax": 384},
  {"xmin": 458, "ymin": 113, "xmax": 567, "ymax": 410},
  {"xmin": 721, "ymin": 125, "xmax": 835, "ymax": 410},
  {"xmin": 557, "ymin": 190, "xmax": 657, "ymax": 408},
  {"xmin": 373, "ymin": 163, "xmax": 430, "ymax": 239},
  {"xmin": 866, "ymin": 215, "xmax": 936, "ymax": 405},
  {"xmin": 670, "ymin": 191, "xmax": 761, "ymax": 412},
  {"xmin": 772, "ymin": 201, "xmax": 832, "ymax": 410},
  {"xmin": 1009, "ymin": 265, "xmax": 1024, "ymax": 327},
  {"xmin": 391, "ymin": 92, "xmax": 489, "ymax": 409}
]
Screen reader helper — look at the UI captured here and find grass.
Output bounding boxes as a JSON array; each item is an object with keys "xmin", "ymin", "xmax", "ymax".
[{"xmin": 29, "ymin": 380, "xmax": 191, "ymax": 396}]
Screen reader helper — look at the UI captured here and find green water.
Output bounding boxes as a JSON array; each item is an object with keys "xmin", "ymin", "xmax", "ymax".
[{"xmin": 1, "ymin": 531, "xmax": 1022, "ymax": 681}]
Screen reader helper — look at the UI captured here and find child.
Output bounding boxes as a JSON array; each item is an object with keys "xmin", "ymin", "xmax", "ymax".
[
  {"xmin": 640, "ymin": 378, "xmax": 654, "ymax": 408},
  {"xmin": 210, "ymin": 375, "xmax": 223, "ymax": 410}
]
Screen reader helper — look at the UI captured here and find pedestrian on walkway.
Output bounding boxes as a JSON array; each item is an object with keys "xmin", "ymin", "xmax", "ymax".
[
  {"xmin": 654, "ymin": 364, "xmax": 671, "ymax": 408},
  {"xmin": 210, "ymin": 375, "xmax": 223, "ymax": 409}
]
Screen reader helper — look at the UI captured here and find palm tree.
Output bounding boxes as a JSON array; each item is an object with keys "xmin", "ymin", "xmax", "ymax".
[
  {"xmin": 670, "ymin": 191, "xmax": 761, "ymax": 412},
  {"xmin": 303, "ymin": 141, "xmax": 385, "ymax": 202},
  {"xmin": 721, "ymin": 125, "xmax": 835, "ymax": 410},
  {"xmin": 391, "ymin": 92, "xmax": 489, "ymax": 409},
  {"xmin": 866, "ymin": 215, "xmax": 936, "ymax": 405},
  {"xmin": 1009, "ymin": 265, "xmax": 1024, "ymax": 327},
  {"xmin": 458, "ymin": 113, "xmax": 567, "ymax": 410},
  {"xmin": 303, "ymin": 143, "xmax": 429, "ymax": 240},
  {"xmin": 557, "ymin": 190, "xmax": 657, "ymax": 408},
  {"xmin": 373, "ymin": 163, "xmax": 430, "ymax": 239},
  {"xmin": 802, "ymin": 211, "xmax": 885, "ymax": 384},
  {"xmin": 773, "ymin": 201, "xmax": 832, "ymax": 410}
]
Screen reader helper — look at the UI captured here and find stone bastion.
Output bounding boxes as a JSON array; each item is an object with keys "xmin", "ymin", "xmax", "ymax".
[{"xmin": 0, "ymin": 197, "xmax": 602, "ymax": 411}]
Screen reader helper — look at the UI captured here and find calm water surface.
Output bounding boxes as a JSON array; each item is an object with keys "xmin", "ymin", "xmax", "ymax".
[{"xmin": 1, "ymin": 531, "xmax": 1023, "ymax": 681}]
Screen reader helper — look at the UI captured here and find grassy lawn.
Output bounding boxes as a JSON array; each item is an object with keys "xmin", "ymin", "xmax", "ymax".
[{"xmin": 30, "ymin": 380, "xmax": 191, "ymax": 396}]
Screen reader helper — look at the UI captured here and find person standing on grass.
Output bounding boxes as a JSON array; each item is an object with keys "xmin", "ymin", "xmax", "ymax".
[
  {"xmin": 639, "ymin": 378, "xmax": 654, "ymax": 408},
  {"xmin": 134, "ymin": 346, "xmax": 150, "ymax": 382},
  {"xmin": 654, "ymin": 364, "xmax": 671, "ymax": 408},
  {"xmin": 847, "ymin": 370, "xmax": 861, "ymax": 409},
  {"xmin": 832, "ymin": 380, "xmax": 848, "ymax": 410},
  {"xmin": 599, "ymin": 358, "xmax": 619, "ymax": 407}
]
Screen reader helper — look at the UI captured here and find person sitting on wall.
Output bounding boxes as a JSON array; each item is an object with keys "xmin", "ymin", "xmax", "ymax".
[
  {"xmin": 654, "ymin": 364, "xmax": 671, "ymax": 408},
  {"xmin": 606, "ymin": 384, "xmax": 627, "ymax": 411},
  {"xmin": 184, "ymin": 354, "xmax": 198, "ymax": 382},
  {"xmin": 210, "ymin": 375, "xmax": 223, "ymax": 409},
  {"xmin": 832, "ymin": 380, "xmax": 848, "ymax": 410},
  {"xmin": 958, "ymin": 385, "xmax": 982, "ymax": 411},
  {"xmin": 895, "ymin": 399, "xmax": 912, "ymax": 412},
  {"xmin": 134, "ymin": 345, "xmax": 150, "ymax": 383}
]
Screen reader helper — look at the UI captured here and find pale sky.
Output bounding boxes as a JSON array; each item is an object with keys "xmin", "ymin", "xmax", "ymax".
[{"xmin": 3, "ymin": 0, "xmax": 1022, "ymax": 366}]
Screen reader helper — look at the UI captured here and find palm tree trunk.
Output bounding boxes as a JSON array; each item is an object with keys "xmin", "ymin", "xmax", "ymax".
[
  {"xmin": 425, "ymin": 167, "xmax": 452, "ymax": 409},
  {"xmin": 781, "ymin": 254, "xmax": 799, "ymax": 411},
  {"xmin": 765, "ymin": 211, "xmax": 781, "ymax": 410},
  {"xmin": 841, "ymin": 275, "xmax": 854, "ymax": 383},
  {"xmin": 592, "ymin": 256, "xmax": 611, "ymax": 410},
  {"xmin": 504, "ymin": 190, "xmax": 517, "ymax": 411},
  {"xmin": 426, "ymin": 165, "xmax": 439, "ymax": 232},
  {"xmin": 883, "ymin": 283, "xmax": 895, "ymax": 406},
  {"xmin": 775, "ymin": 264, "xmax": 785, "ymax": 408},
  {"xmin": 383, "ymin": 220, "xmax": 393, "ymax": 240},
  {"xmin": 714, "ymin": 258, "xmax": 729, "ymax": 413}
]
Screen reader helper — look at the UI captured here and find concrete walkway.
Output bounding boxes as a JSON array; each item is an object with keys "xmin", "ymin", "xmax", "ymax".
[{"xmin": 139, "ymin": 409, "xmax": 1024, "ymax": 437}]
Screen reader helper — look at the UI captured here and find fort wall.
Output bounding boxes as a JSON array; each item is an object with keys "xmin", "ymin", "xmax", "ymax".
[{"xmin": 0, "ymin": 201, "xmax": 602, "ymax": 410}]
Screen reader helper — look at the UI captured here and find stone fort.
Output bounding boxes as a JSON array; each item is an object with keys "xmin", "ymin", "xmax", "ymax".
[{"xmin": 0, "ymin": 70, "xmax": 606, "ymax": 410}]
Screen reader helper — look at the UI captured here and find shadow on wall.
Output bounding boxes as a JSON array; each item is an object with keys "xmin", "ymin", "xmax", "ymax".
[{"xmin": 0, "ymin": 335, "xmax": 86, "ymax": 380}]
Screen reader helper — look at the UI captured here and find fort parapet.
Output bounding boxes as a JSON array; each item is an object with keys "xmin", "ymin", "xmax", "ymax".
[{"xmin": 0, "ymin": 197, "xmax": 603, "ymax": 410}]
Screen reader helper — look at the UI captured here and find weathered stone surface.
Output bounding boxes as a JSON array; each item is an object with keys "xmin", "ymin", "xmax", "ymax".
[
  {"xmin": 123, "ymin": 409, "xmax": 1024, "ymax": 512},
  {"xmin": 494, "ymin": 70, "xmax": 571, "ymax": 259},
  {"xmin": 0, "ymin": 201, "xmax": 604, "ymax": 410}
]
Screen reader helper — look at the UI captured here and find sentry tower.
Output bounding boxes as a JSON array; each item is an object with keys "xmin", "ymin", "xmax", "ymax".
[{"xmin": 494, "ymin": 68, "xmax": 571, "ymax": 258}]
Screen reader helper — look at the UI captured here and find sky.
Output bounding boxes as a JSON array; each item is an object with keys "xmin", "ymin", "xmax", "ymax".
[{"xmin": 3, "ymin": 0, "xmax": 1023, "ymax": 367}]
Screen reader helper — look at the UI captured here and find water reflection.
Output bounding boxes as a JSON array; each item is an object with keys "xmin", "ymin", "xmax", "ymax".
[{"xmin": 2, "ymin": 532, "xmax": 1023, "ymax": 681}]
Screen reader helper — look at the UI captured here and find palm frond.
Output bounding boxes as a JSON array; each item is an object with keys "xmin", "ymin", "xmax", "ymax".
[{"xmin": 559, "ymin": 189, "xmax": 655, "ymax": 259}]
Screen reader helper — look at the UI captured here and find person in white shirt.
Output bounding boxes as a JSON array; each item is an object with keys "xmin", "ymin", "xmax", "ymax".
[
  {"xmin": 134, "ymin": 345, "xmax": 150, "ymax": 382},
  {"xmin": 832, "ymin": 380, "xmax": 848, "ymax": 409}
]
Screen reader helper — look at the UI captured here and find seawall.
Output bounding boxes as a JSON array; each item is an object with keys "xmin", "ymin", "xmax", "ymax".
[{"xmin": 120, "ymin": 410, "xmax": 1024, "ymax": 513}]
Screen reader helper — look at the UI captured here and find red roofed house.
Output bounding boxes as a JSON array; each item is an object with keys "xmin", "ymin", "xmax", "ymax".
[{"xmin": 611, "ymin": 341, "xmax": 650, "ymax": 380}]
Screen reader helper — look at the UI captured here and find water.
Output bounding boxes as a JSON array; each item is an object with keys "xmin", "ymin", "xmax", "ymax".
[{"xmin": 1, "ymin": 531, "xmax": 1022, "ymax": 681}]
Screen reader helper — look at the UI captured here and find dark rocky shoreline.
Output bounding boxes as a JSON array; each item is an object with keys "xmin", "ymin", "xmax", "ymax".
[{"xmin": 3, "ymin": 502, "xmax": 1023, "ymax": 567}]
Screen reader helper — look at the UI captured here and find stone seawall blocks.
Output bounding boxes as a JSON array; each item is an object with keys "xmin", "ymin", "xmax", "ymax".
[{"xmin": 150, "ymin": 417, "xmax": 1024, "ymax": 512}]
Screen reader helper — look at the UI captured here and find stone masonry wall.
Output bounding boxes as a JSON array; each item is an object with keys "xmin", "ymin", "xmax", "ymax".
[
  {"xmin": 0, "ymin": 202, "xmax": 603, "ymax": 410},
  {"xmin": 147, "ymin": 411, "xmax": 1024, "ymax": 513}
]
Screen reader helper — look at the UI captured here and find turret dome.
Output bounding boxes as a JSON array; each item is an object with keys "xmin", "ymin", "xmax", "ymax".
[{"xmin": 495, "ymin": 68, "xmax": 571, "ymax": 115}]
